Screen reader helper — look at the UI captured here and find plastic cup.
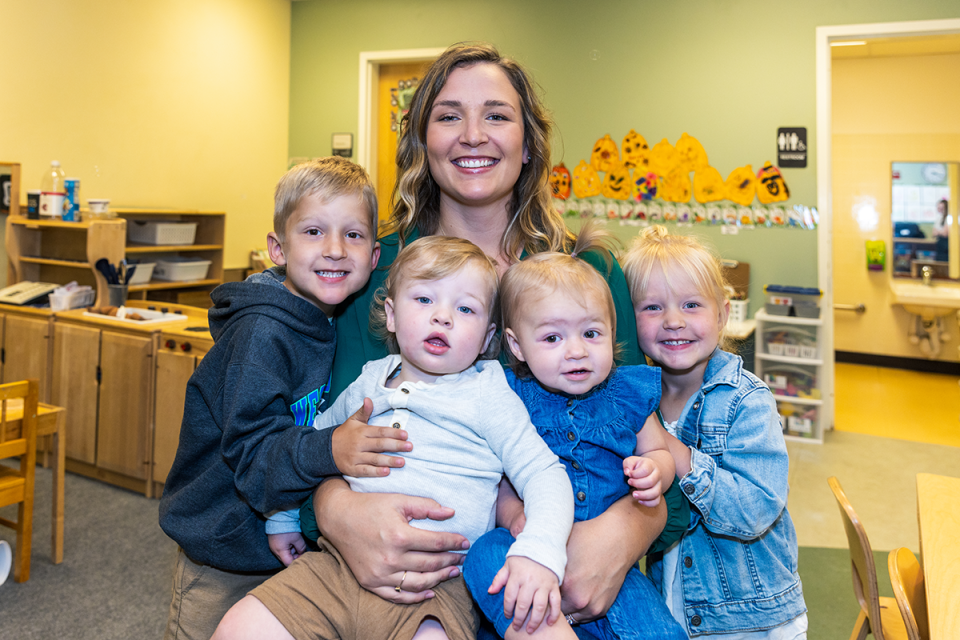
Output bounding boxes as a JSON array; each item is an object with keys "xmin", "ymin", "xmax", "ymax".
[{"xmin": 0, "ymin": 540, "xmax": 11, "ymax": 586}]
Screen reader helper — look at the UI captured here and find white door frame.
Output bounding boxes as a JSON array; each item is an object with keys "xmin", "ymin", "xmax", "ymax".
[
  {"xmin": 815, "ymin": 17, "xmax": 960, "ymax": 431},
  {"xmin": 357, "ymin": 48, "xmax": 445, "ymax": 182}
]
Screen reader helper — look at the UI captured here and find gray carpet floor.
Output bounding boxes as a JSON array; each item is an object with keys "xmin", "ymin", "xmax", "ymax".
[{"xmin": 0, "ymin": 463, "xmax": 177, "ymax": 639}]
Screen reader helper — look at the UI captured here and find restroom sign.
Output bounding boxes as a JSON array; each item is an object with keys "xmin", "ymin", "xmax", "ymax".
[{"xmin": 777, "ymin": 128, "xmax": 807, "ymax": 168}]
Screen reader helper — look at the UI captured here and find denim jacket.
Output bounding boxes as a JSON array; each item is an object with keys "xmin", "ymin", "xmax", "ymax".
[{"xmin": 647, "ymin": 349, "xmax": 806, "ymax": 636}]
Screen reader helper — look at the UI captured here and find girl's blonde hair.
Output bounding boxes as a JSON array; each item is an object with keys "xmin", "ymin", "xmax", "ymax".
[
  {"xmin": 621, "ymin": 225, "xmax": 732, "ymax": 346},
  {"xmin": 371, "ymin": 236, "xmax": 500, "ymax": 359},
  {"xmin": 388, "ymin": 42, "xmax": 572, "ymax": 260},
  {"xmin": 500, "ymin": 223, "xmax": 620, "ymax": 377}
]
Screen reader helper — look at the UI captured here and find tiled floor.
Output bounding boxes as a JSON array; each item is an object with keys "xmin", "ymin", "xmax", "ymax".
[{"xmin": 787, "ymin": 363, "xmax": 960, "ymax": 551}]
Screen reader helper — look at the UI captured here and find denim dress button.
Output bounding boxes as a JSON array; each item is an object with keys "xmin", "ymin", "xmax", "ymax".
[
  {"xmin": 693, "ymin": 402, "xmax": 700, "ymax": 410},
  {"xmin": 576, "ymin": 491, "xmax": 586, "ymax": 502},
  {"xmin": 566, "ymin": 399, "xmax": 573, "ymax": 407},
  {"xmin": 683, "ymin": 556, "xmax": 693, "ymax": 568},
  {"xmin": 691, "ymin": 615, "xmax": 702, "ymax": 627},
  {"xmin": 683, "ymin": 484, "xmax": 695, "ymax": 495},
  {"xmin": 571, "ymin": 461, "xmax": 580, "ymax": 470},
  {"xmin": 567, "ymin": 432, "xmax": 576, "ymax": 442}
]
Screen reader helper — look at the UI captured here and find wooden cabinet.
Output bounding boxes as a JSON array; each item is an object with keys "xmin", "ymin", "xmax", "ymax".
[
  {"xmin": 152, "ymin": 328, "xmax": 212, "ymax": 493},
  {"xmin": 51, "ymin": 312, "xmax": 158, "ymax": 494},
  {"xmin": 0, "ymin": 306, "xmax": 54, "ymax": 402}
]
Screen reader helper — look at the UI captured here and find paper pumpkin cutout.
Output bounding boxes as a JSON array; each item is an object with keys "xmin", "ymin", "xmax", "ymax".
[
  {"xmin": 724, "ymin": 165, "xmax": 756, "ymax": 206},
  {"xmin": 675, "ymin": 132, "xmax": 708, "ymax": 172},
  {"xmin": 649, "ymin": 138, "xmax": 680, "ymax": 177},
  {"xmin": 602, "ymin": 163, "xmax": 632, "ymax": 200},
  {"xmin": 659, "ymin": 167, "xmax": 692, "ymax": 203},
  {"xmin": 621, "ymin": 130, "xmax": 650, "ymax": 170},
  {"xmin": 590, "ymin": 135, "xmax": 620, "ymax": 173},
  {"xmin": 549, "ymin": 163, "xmax": 571, "ymax": 200},
  {"xmin": 572, "ymin": 160, "xmax": 602, "ymax": 198},
  {"xmin": 632, "ymin": 171, "xmax": 659, "ymax": 201},
  {"xmin": 693, "ymin": 165, "xmax": 725, "ymax": 203},
  {"xmin": 756, "ymin": 161, "xmax": 790, "ymax": 204}
]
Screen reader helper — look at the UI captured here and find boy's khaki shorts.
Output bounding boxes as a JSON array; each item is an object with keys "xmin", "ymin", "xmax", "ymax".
[{"xmin": 251, "ymin": 537, "xmax": 479, "ymax": 640}]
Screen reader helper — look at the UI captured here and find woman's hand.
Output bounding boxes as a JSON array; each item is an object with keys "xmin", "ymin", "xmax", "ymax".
[
  {"xmin": 560, "ymin": 495, "xmax": 667, "ymax": 623},
  {"xmin": 314, "ymin": 479, "xmax": 470, "ymax": 604},
  {"xmin": 331, "ymin": 398, "xmax": 412, "ymax": 477}
]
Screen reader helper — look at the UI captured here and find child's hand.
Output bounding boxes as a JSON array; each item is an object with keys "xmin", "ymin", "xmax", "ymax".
[
  {"xmin": 268, "ymin": 532, "xmax": 307, "ymax": 566},
  {"xmin": 331, "ymin": 397, "xmax": 412, "ymax": 477},
  {"xmin": 495, "ymin": 480, "xmax": 527, "ymax": 537},
  {"xmin": 488, "ymin": 556, "xmax": 562, "ymax": 634},
  {"xmin": 623, "ymin": 455, "xmax": 662, "ymax": 507}
]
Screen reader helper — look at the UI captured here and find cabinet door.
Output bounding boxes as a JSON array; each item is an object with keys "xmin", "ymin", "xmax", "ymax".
[
  {"xmin": 4, "ymin": 314, "xmax": 52, "ymax": 401},
  {"xmin": 97, "ymin": 330, "xmax": 154, "ymax": 480},
  {"xmin": 153, "ymin": 349, "xmax": 197, "ymax": 483},
  {"xmin": 52, "ymin": 323, "xmax": 101, "ymax": 464}
]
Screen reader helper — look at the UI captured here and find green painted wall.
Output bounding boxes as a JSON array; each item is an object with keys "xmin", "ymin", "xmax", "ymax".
[{"xmin": 289, "ymin": 0, "xmax": 960, "ymax": 311}]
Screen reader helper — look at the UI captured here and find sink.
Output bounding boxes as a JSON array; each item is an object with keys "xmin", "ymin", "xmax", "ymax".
[{"xmin": 889, "ymin": 280, "xmax": 960, "ymax": 319}]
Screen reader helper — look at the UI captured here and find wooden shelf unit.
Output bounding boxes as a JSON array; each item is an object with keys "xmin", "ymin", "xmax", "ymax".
[
  {"xmin": 1, "ymin": 161, "xmax": 22, "ymax": 217},
  {"xmin": 5, "ymin": 206, "xmax": 225, "ymax": 307}
]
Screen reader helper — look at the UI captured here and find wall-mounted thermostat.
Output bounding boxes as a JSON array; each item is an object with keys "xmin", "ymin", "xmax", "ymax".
[{"xmin": 332, "ymin": 133, "xmax": 353, "ymax": 158}]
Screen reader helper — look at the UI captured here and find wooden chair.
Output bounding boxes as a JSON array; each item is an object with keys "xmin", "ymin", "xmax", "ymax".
[
  {"xmin": 888, "ymin": 547, "xmax": 929, "ymax": 640},
  {"xmin": 828, "ymin": 476, "xmax": 909, "ymax": 640},
  {"xmin": 0, "ymin": 379, "xmax": 39, "ymax": 583}
]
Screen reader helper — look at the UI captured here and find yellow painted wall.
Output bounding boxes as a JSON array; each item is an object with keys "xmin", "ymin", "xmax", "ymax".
[
  {"xmin": 0, "ymin": 0, "xmax": 291, "ymax": 275},
  {"xmin": 832, "ymin": 52, "xmax": 960, "ymax": 361}
]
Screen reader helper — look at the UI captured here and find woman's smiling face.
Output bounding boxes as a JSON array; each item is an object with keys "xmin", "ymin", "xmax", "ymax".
[{"xmin": 426, "ymin": 62, "xmax": 527, "ymax": 216}]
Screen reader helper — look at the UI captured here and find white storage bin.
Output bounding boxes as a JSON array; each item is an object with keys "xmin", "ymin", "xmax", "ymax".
[
  {"xmin": 49, "ymin": 288, "xmax": 96, "ymax": 311},
  {"xmin": 777, "ymin": 401, "xmax": 818, "ymax": 439},
  {"xmin": 153, "ymin": 257, "xmax": 211, "ymax": 282},
  {"xmin": 728, "ymin": 299, "xmax": 749, "ymax": 324},
  {"xmin": 128, "ymin": 221, "xmax": 198, "ymax": 246},
  {"xmin": 127, "ymin": 262, "xmax": 156, "ymax": 285},
  {"xmin": 762, "ymin": 324, "xmax": 818, "ymax": 359},
  {"xmin": 762, "ymin": 363, "xmax": 820, "ymax": 400}
]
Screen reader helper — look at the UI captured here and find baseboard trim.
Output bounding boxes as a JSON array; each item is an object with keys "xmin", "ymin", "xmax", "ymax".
[{"xmin": 836, "ymin": 351, "xmax": 960, "ymax": 375}]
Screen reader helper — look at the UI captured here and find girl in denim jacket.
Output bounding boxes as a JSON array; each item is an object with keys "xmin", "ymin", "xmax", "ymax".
[
  {"xmin": 464, "ymin": 227, "xmax": 688, "ymax": 640},
  {"xmin": 622, "ymin": 226, "xmax": 807, "ymax": 638}
]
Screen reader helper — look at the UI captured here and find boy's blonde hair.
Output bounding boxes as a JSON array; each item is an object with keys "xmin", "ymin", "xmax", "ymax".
[
  {"xmin": 273, "ymin": 157, "xmax": 378, "ymax": 241},
  {"xmin": 500, "ymin": 224, "xmax": 620, "ymax": 378},
  {"xmin": 621, "ymin": 225, "xmax": 731, "ymax": 344},
  {"xmin": 372, "ymin": 236, "xmax": 501, "ymax": 359}
]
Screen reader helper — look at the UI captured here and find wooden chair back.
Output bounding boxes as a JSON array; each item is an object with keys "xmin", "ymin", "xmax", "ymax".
[
  {"xmin": 888, "ymin": 547, "xmax": 929, "ymax": 640},
  {"xmin": 0, "ymin": 379, "xmax": 39, "ymax": 582}
]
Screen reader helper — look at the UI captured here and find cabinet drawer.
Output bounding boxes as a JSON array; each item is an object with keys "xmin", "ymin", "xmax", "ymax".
[
  {"xmin": 778, "ymin": 400, "xmax": 819, "ymax": 439},
  {"xmin": 761, "ymin": 363, "xmax": 820, "ymax": 400},
  {"xmin": 762, "ymin": 324, "xmax": 818, "ymax": 359}
]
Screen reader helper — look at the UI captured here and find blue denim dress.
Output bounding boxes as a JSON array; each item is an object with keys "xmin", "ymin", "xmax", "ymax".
[{"xmin": 464, "ymin": 366, "xmax": 686, "ymax": 640}]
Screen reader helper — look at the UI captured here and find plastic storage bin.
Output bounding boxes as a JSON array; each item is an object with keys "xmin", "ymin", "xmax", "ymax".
[
  {"xmin": 778, "ymin": 401, "xmax": 819, "ymax": 439},
  {"xmin": 764, "ymin": 285, "xmax": 822, "ymax": 318},
  {"xmin": 153, "ymin": 257, "xmax": 211, "ymax": 282},
  {"xmin": 127, "ymin": 262, "xmax": 156, "ymax": 285},
  {"xmin": 728, "ymin": 299, "xmax": 749, "ymax": 324},
  {"xmin": 762, "ymin": 324, "xmax": 818, "ymax": 360},
  {"xmin": 761, "ymin": 362, "xmax": 820, "ymax": 400},
  {"xmin": 127, "ymin": 221, "xmax": 198, "ymax": 246},
  {"xmin": 48, "ymin": 288, "xmax": 96, "ymax": 311}
]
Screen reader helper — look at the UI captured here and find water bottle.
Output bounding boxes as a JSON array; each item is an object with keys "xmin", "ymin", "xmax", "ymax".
[{"xmin": 39, "ymin": 160, "xmax": 66, "ymax": 218}]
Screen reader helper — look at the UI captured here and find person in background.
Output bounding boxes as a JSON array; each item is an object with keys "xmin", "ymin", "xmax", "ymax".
[
  {"xmin": 214, "ymin": 236, "xmax": 573, "ymax": 640},
  {"xmin": 463, "ymin": 225, "xmax": 687, "ymax": 640},
  {"xmin": 934, "ymin": 198, "xmax": 950, "ymax": 263},
  {"xmin": 623, "ymin": 226, "xmax": 807, "ymax": 638},
  {"xmin": 300, "ymin": 43, "xmax": 689, "ymax": 634},
  {"xmin": 158, "ymin": 157, "xmax": 387, "ymax": 639}
]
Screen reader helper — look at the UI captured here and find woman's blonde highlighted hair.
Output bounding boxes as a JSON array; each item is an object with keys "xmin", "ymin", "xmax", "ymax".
[
  {"xmin": 371, "ymin": 235, "xmax": 500, "ymax": 359},
  {"xmin": 389, "ymin": 42, "xmax": 572, "ymax": 260},
  {"xmin": 621, "ymin": 225, "xmax": 732, "ymax": 346},
  {"xmin": 499, "ymin": 223, "xmax": 620, "ymax": 378}
]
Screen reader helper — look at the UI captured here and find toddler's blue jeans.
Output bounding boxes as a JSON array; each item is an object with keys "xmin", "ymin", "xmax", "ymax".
[{"xmin": 464, "ymin": 528, "xmax": 686, "ymax": 640}]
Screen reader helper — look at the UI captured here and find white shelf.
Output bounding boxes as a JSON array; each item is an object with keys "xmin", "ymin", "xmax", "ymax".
[
  {"xmin": 755, "ymin": 309, "xmax": 823, "ymax": 326},
  {"xmin": 756, "ymin": 353, "xmax": 824, "ymax": 366},
  {"xmin": 773, "ymin": 394, "xmax": 822, "ymax": 406}
]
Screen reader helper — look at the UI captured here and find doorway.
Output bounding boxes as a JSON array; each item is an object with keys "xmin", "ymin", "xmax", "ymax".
[{"xmin": 357, "ymin": 48, "xmax": 444, "ymax": 222}]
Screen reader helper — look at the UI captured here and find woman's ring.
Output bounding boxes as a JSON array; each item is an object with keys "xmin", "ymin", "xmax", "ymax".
[
  {"xmin": 395, "ymin": 571, "xmax": 408, "ymax": 593},
  {"xmin": 565, "ymin": 614, "xmax": 577, "ymax": 626}
]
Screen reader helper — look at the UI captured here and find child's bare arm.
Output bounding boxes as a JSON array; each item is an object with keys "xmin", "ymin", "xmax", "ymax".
[
  {"xmin": 330, "ymin": 397, "xmax": 412, "ymax": 477},
  {"xmin": 623, "ymin": 414, "xmax": 676, "ymax": 506},
  {"xmin": 496, "ymin": 479, "xmax": 527, "ymax": 537},
  {"xmin": 488, "ymin": 556, "xmax": 563, "ymax": 634}
]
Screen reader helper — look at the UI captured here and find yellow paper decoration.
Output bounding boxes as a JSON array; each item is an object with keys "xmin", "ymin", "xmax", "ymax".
[
  {"xmin": 572, "ymin": 160, "xmax": 602, "ymax": 198},
  {"xmin": 675, "ymin": 132, "xmax": 709, "ymax": 172},
  {"xmin": 693, "ymin": 166, "xmax": 725, "ymax": 203},
  {"xmin": 649, "ymin": 138, "xmax": 680, "ymax": 178},
  {"xmin": 601, "ymin": 163, "xmax": 633, "ymax": 200},
  {"xmin": 621, "ymin": 130, "xmax": 650, "ymax": 171},
  {"xmin": 755, "ymin": 161, "xmax": 790, "ymax": 204},
  {"xmin": 724, "ymin": 165, "xmax": 756, "ymax": 206},
  {"xmin": 590, "ymin": 135, "xmax": 620, "ymax": 173}
]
